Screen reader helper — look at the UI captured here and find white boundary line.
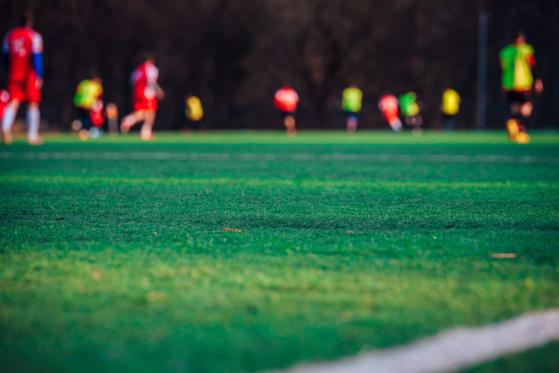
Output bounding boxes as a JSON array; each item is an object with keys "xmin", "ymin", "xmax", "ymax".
[
  {"xmin": 280, "ymin": 309, "xmax": 559, "ymax": 373},
  {"xmin": 1, "ymin": 151, "xmax": 559, "ymax": 164}
]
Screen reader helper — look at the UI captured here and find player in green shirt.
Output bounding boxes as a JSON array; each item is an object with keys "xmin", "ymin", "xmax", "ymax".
[
  {"xmin": 341, "ymin": 86, "xmax": 363, "ymax": 133},
  {"xmin": 500, "ymin": 32, "xmax": 543, "ymax": 144},
  {"xmin": 399, "ymin": 92, "xmax": 422, "ymax": 133}
]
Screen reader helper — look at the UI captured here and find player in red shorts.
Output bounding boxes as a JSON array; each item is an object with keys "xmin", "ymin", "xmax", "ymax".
[
  {"xmin": 1, "ymin": 13, "xmax": 44, "ymax": 145},
  {"xmin": 274, "ymin": 86, "xmax": 299, "ymax": 137},
  {"xmin": 120, "ymin": 52, "xmax": 164, "ymax": 141},
  {"xmin": 378, "ymin": 94, "xmax": 402, "ymax": 132}
]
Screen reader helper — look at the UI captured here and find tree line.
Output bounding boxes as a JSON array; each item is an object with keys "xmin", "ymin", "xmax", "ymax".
[{"xmin": 1, "ymin": 0, "xmax": 558, "ymax": 130}]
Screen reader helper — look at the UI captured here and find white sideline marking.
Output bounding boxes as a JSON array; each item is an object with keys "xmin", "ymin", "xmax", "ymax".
[
  {"xmin": 1, "ymin": 151, "xmax": 559, "ymax": 164},
  {"xmin": 280, "ymin": 309, "xmax": 559, "ymax": 373}
]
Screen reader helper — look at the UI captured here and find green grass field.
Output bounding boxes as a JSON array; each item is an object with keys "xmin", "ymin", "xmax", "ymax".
[{"xmin": 1, "ymin": 131, "xmax": 558, "ymax": 372}]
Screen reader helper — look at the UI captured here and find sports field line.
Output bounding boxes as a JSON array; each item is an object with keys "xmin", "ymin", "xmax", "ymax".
[
  {"xmin": 2, "ymin": 151, "xmax": 559, "ymax": 164},
  {"xmin": 280, "ymin": 308, "xmax": 559, "ymax": 373},
  {"xmin": 3, "ymin": 174, "xmax": 558, "ymax": 191}
]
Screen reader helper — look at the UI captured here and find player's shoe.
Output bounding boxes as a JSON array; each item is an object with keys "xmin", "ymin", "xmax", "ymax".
[
  {"xmin": 514, "ymin": 132, "xmax": 531, "ymax": 144},
  {"xmin": 2, "ymin": 131, "xmax": 13, "ymax": 145},
  {"xmin": 140, "ymin": 130, "xmax": 153, "ymax": 141},
  {"xmin": 506, "ymin": 119, "xmax": 520, "ymax": 140},
  {"xmin": 120, "ymin": 120, "xmax": 132, "ymax": 133},
  {"xmin": 389, "ymin": 119, "xmax": 403, "ymax": 132},
  {"xmin": 89, "ymin": 127, "xmax": 102, "ymax": 139},
  {"xmin": 27, "ymin": 137, "xmax": 44, "ymax": 146},
  {"xmin": 78, "ymin": 129, "xmax": 90, "ymax": 141}
]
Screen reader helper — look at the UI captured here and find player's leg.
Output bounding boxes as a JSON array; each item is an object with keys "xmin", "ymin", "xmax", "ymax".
[
  {"xmin": 389, "ymin": 118, "xmax": 402, "ymax": 132},
  {"xmin": 76, "ymin": 108, "xmax": 89, "ymax": 140},
  {"xmin": 2, "ymin": 99, "xmax": 20, "ymax": 145},
  {"xmin": 443, "ymin": 114, "xmax": 456, "ymax": 131},
  {"xmin": 25, "ymin": 73, "xmax": 43, "ymax": 145},
  {"xmin": 26, "ymin": 103, "xmax": 43, "ymax": 145},
  {"xmin": 506, "ymin": 92, "xmax": 531, "ymax": 144},
  {"xmin": 121, "ymin": 111, "xmax": 145, "ymax": 133},
  {"xmin": 411, "ymin": 115, "xmax": 423, "ymax": 134},
  {"xmin": 284, "ymin": 113, "xmax": 297, "ymax": 137},
  {"xmin": 346, "ymin": 113, "xmax": 358, "ymax": 133},
  {"xmin": 81, "ymin": 108, "xmax": 93, "ymax": 130},
  {"xmin": 515, "ymin": 97, "xmax": 533, "ymax": 144},
  {"xmin": 519, "ymin": 100, "xmax": 533, "ymax": 127},
  {"xmin": 505, "ymin": 92, "xmax": 522, "ymax": 141},
  {"xmin": 2, "ymin": 77, "xmax": 26, "ymax": 145},
  {"xmin": 140, "ymin": 110, "xmax": 155, "ymax": 141}
]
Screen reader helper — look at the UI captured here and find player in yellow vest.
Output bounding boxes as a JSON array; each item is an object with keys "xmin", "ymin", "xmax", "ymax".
[
  {"xmin": 341, "ymin": 86, "xmax": 363, "ymax": 133},
  {"xmin": 73, "ymin": 76, "xmax": 104, "ymax": 140},
  {"xmin": 500, "ymin": 32, "xmax": 543, "ymax": 144},
  {"xmin": 185, "ymin": 95, "xmax": 204, "ymax": 130},
  {"xmin": 441, "ymin": 88, "xmax": 461, "ymax": 130}
]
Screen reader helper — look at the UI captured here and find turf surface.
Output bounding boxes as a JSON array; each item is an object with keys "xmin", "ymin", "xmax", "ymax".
[{"xmin": 1, "ymin": 131, "xmax": 558, "ymax": 372}]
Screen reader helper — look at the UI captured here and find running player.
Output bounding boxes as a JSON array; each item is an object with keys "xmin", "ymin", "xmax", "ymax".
[
  {"xmin": 73, "ymin": 75, "xmax": 104, "ymax": 139},
  {"xmin": 441, "ymin": 88, "xmax": 461, "ymax": 130},
  {"xmin": 106, "ymin": 103, "xmax": 119, "ymax": 134},
  {"xmin": 185, "ymin": 95, "xmax": 204, "ymax": 130},
  {"xmin": 399, "ymin": 91, "xmax": 422, "ymax": 132},
  {"xmin": 341, "ymin": 85, "xmax": 363, "ymax": 133},
  {"xmin": 274, "ymin": 86, "xmax": 299, "ymax": 137},
  {"xmin": 1, "ymin": 12, "xmax": 44, "ymax": 145},
  {"xmin": 500, "ymin": 32, "xmax": 543, "ymax": 144},
  {"xmin": 378, "ymin": 94, "xmax": 402, "ymax": 132},
  {"xmin": 121, "ymin": 52, "xmax": 164, "ymax": 141}
]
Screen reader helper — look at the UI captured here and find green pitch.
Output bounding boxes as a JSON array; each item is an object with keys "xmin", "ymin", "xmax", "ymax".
[{"xmin": 1, "ymin": 131, "xmax": 558, "ymax": 372}]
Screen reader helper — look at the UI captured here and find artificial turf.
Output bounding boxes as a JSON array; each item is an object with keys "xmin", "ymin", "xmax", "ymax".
[{"xmin": 0, "ymin": 131, "xmax": 558, "ymax": 372}]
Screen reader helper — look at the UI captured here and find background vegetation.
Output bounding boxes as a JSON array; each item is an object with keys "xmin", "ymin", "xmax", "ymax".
[{"xmin": 1, "ymin": 0, "xmax": 558, "ymax": 130}]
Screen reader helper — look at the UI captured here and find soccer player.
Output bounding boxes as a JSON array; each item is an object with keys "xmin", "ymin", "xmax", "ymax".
[
  {"xmin": 121, "ymin": 52, "xmax": 164, "ymax": 141},
  {"xmin": 106, "ymin": 103, "xmax": 119, "ymax": 134},
  {"xmin": 399, "ymin": 91, "xmax": 422, "ymax": 132},
  {"xmin": 274, "ymin": 86, "xmax": 299, "ymax": 137},
  {"xmin": 378, "ymin": 94, "xmax": 402, "ymax": 132},
  {"xmin": 185, "ymin": 95, "xmax": 204, "ymax": 130},
  {"xmin": 441, "ymin": 88, "xmax": 461, "ymax": 130},
  {"xmin": 341, "ymin": 85, "xmax": 363, "ymax": 133},
  {"xmin": 73, "ymin": 75, "xmax": 104, "ymax": 139},
  {"xmin": 1, "ymin": 13, "xmax": 44, "ymax": 145},
  {"xmin": 500, "ymin": 32, "xmax": 543, "ymax": 144}
]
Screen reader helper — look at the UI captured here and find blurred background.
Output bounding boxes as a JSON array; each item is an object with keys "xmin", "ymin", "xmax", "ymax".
[{"xmin": 1, "ymin": 0, "xmax": 558, "ymax": 131}]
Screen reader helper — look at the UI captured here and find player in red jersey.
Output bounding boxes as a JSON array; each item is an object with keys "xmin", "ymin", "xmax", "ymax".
[
  {"xmin": 378, "ymin": 94, "xmax": 402, "ymax": 132},
  {"xmin": 274, "ymin": 86, "xmax": 299, "ymax": 137},
  {"xmin": 121, "ymin": 52, "xmax": 164, "ymax": 141},
  {"xmin": 1, "ymin": 13, "xmax": 44, "ymax": 145}
]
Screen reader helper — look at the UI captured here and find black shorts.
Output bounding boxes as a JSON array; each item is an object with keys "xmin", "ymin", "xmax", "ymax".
[
  {"xmin": 281, "ymin": 111, "xmax": 295, "ymax": 118},
  {"xmin": 506, "ymin": 91, "xmax": 531, "ymax": 105},
  {"xmin": 442, "ymin": 113, "xmax": 457, "ymax": 121},
  {"xmin": 187, "ymin": 119, "xmax": 203, "ymax": 130},
  {"xmin": 77, "ymin": 107, "xmax": 92, "ymax": 130},
  {"xmin": 343, "ymin": 111, "xmax": 359, "ymax": 121}
]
